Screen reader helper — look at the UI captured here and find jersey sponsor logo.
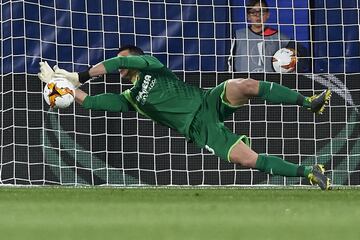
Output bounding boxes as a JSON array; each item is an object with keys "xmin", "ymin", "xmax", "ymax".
[{"xmin": 136, "ymin": 74, "xmax": 156, "ymax": 105}]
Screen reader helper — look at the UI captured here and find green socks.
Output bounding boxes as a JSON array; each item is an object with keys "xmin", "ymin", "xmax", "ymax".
[
  {"xmin": 258, "ymin": 81, "xmax": 311, "ymax": 108},
  {"xmin": 256, "ymin": 82, "xmax": 314, "ymax": 177},
  {"xmin": 255, "ymin": 154, "xmax": 312, "ymax": 177}
]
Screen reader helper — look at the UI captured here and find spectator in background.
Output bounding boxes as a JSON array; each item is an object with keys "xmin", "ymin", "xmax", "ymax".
[{"xmin": 229, "ymin": 0, "xmax": 310, "ymax": 73}]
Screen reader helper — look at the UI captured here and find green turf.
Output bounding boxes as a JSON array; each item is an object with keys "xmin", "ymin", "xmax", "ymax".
[{"xmin": 0, "ymin": 187, "xmax": 359, "ymax": 240}]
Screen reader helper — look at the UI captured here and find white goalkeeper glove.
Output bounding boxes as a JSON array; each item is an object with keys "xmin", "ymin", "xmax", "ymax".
[
  {"xmin": 38, "ymin": 61, "xmax": 80, "ymax": 89},
  {"xmin": 38, "ymin": 61, "xmax": 54, "ymax": 83},
  {"xmin": 53, "ymin": 65, "xmax": 81, "ymax": 88}
]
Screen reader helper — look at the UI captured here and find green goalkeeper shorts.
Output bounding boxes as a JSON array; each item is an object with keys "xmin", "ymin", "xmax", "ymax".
[{"xmin": 188, "ymin": 81, "xmax": 250, "ymax": 162}]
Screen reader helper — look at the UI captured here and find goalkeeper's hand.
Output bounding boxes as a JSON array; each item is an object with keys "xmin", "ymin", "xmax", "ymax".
[
  {"xmin": 53, "ymin": 66, "xmax": 81, "ymax": 88},
  {"xmin": 38, "ymin": 61, "xmax": 54, "ymax": 83},
  {"xmin": 38, "ymin": 61, "xmax": 80, "ymax": 89}
]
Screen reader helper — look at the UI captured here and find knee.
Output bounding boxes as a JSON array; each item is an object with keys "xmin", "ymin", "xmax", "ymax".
[
  {"xmin": 231, "ymin": 157, "xmax": 256, "ymax": 168},
  {"xmin": 228, "ymin": 141, "xmax": 258, "ymax": 167},
  {"xmin": 230, "ymin": 152, "xmax": 257, "ymax": 168},
  {"xmin": 228, "ymin": 78, "xmax": 259, "ymax": 97}
]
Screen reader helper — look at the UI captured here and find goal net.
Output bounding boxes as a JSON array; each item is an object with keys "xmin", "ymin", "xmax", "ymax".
[{"xmin": 1, "ymin": 0, "xmax": 359, "ymax": 186}]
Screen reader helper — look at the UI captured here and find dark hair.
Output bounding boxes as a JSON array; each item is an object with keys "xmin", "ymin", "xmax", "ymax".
[
  {"xmin": 118, "ymin": 45, "xmax": 144, "ymax": 55},
  {"xmin": 246, "ymin": 0, "xmax": 268, "ymax": 14}
]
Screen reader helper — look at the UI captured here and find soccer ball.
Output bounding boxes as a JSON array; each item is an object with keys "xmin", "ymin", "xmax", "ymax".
[
  {"xmin": 43, "ymin": 78, "xmax": 75, "ymax": 108},
  {"xmin": 272, "ymin": 48, "xmax": 297, "ymax": 73}
]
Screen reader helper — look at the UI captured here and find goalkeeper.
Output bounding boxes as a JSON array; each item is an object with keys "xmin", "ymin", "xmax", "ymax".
[{"xmin": 38, "ymin": 45, "xmax": 332, "ymax": 190}]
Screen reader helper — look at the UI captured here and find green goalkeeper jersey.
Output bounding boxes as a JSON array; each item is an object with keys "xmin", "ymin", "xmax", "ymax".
[{"xmin": 83, "ymin": 55, "xmax": 206, "ymax": 139}]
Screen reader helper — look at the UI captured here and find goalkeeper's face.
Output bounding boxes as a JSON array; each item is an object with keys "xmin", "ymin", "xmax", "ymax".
[{"xmin": 117, "ymin": 50, "xmax": 137, "ymax": 80}]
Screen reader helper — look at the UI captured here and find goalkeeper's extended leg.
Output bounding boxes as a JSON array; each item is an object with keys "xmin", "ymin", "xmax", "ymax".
[
  {"xmin": 257, "ymin": 81, "xmax": 331, "ymax": 114},
  {"xmin": 223, "ymin": 78, "xmax": 331, "ymax": 114},
  {"xmin": 229, "ymin": 141, "xmax": 331, "ymax": 190}
]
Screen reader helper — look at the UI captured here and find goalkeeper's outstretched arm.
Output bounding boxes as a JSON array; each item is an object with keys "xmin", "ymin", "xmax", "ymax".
[
  {"xmin": 74, "ymin": 88, "xmax": 133, "ymax": 112},
  {"xmin": 53, "ymin": 55, "xmax": 163, "ymax": 86}
]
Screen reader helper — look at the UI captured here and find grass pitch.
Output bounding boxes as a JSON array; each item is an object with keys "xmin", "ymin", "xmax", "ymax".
[{"xmin": 0, "ymin": 187, "xmax": 359, "ymax": 240}]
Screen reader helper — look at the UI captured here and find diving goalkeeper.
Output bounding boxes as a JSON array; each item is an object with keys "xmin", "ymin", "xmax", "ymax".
[{"xmin": 38, "ymin": 45, "xmax": 332, "ymax": 190}]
